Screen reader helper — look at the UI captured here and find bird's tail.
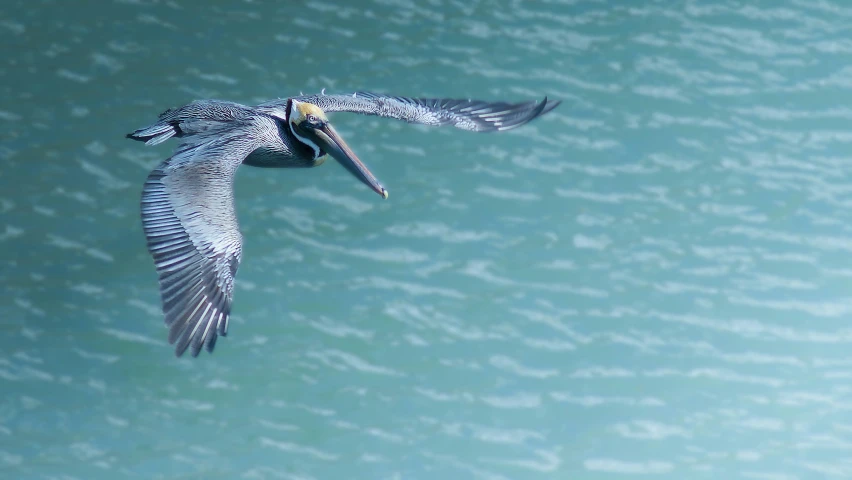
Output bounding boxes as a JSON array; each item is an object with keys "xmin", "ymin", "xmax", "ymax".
[
  {"xmin": 126, "ymin": 100, "xmax": 254, "ymax": 146},
  {"xmin": 126, "ymin": 117, "xmax": 180, "ymax": 146}
]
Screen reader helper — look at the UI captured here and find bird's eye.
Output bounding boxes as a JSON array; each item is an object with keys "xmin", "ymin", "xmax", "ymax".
[{"xmin": 307, "ymin": 114, "xmax": 318, "ymax": 124}]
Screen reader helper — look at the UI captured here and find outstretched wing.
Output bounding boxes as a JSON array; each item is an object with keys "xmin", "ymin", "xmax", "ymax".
[
  {"xmin": 261, "ymin": 92, "xmax": 560, "ymax": 132},
  {"xmin": 139, "ymin": 122, "xmax": 263, "ymax": 357}
]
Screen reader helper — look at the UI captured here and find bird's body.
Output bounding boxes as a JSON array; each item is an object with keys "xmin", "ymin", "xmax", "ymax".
[{"xmin": 128, "ymin": 91, "xmax": 560, "ymax": 357}]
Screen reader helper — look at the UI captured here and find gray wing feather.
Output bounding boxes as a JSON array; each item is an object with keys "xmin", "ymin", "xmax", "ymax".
[
  {"xmin": 263, "ymin": 92, "xmax": 560, "ymax": 132},
  {"xmin": 140, "ymin": 122, "xmax": 261, "ymax": 357}
]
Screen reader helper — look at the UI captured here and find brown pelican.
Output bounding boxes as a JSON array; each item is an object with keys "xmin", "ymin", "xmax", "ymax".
[{"xmin": 128, "ymin": 91, "xmax": 560, "ymax": 357}]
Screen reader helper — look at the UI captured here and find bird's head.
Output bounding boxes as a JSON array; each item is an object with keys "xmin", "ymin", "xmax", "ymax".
[{"xmin": 288, "ymin": 99, "xmax": 388, "ymax": 199}]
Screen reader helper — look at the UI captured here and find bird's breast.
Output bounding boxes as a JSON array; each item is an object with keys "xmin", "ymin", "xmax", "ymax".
[{"xmin": 242, "ymin": 147, "xmax": 324, "ymax": 169}]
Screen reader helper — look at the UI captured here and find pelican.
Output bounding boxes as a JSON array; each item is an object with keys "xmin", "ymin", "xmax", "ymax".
[{"xmin": 128, "ymin": 91, "xmax": 560, "ymax": 357}]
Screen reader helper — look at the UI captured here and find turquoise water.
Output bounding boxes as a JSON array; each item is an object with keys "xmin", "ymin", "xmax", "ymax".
[{"xmin": 3, "ymin": 0, "xmax": 852, "ymax": 478}]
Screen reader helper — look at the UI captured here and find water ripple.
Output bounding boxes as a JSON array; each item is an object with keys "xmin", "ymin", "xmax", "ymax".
[
  {"xmin": 584, "ymin": 458, "xmax": 674, "ymax": 475},
  {"xmin": 306, "ymin": 349, "xmax": 404, "ymax": 377},
  {"xmin": 260, "ymin": 437, "xmax": 338, "ymax": 462},
  {"xmin": 6, "ymin": 0, "xmax": 852, "ymax": 478}
]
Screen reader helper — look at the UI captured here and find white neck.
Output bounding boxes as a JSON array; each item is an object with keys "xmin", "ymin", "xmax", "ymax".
[{"xmin": 288, "ymin": 101, "xmax": 322, "ymax": 159}]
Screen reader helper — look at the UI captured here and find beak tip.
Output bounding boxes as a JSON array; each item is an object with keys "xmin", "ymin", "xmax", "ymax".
[{"xmin": 381, "ymin": 189, "xmax": 389, "ymax": 200}]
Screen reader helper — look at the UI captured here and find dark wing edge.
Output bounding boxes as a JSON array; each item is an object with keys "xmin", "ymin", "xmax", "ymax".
[
  {"xmin": 281, "ymin": 92, "xmax": 561, "ymax": 132},
  {"xmin": 405, "ymin": 95, "xmax": 561, "ymax": 132}
]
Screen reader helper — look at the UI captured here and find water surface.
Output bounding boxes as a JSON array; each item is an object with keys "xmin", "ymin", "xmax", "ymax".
[{"xmin": 3, "ymin": 0, "xmax": 852, "ymax": 479}]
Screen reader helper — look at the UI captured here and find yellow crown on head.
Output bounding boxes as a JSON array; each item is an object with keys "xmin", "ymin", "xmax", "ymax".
[{"xmin": 290, "ymin": 100, "xmax": 327, "ymax": 123}]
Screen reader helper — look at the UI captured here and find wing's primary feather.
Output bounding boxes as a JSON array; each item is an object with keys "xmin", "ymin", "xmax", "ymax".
[
  {"xmin": 139, "ymin": 120, "xmax": 264, "ymax": 357},
  {"xmin": 261, "ymin": 92, "xmax": 560, "ymax": 132}
]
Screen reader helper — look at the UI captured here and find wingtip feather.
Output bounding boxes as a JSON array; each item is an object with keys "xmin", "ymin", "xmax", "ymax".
[{"xmin": 540, "ymin": 97, "xmax": 562, "ymax": 116}]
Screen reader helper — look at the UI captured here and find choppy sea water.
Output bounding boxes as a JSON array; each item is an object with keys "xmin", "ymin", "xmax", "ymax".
[{"xmin": 3, "ymin": 0, "xmax": 852, "ymax": 478}]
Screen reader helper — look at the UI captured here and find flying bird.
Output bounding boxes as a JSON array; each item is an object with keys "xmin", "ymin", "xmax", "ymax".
[{"xmin": 127, "ymin": 91, "xmax": 560, "ymax": 357}]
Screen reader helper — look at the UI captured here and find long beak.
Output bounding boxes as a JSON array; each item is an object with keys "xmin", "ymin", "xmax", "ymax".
[{"xmin": 312, "ymin": 123, "xmax": 388, "ymax": 199}]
